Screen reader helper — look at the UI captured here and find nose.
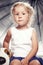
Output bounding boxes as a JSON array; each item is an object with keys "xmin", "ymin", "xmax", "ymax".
[
  {"xmin": 0, "ymin": 57, "xmax": 6, "ymax": 64},
  {"xmin": 18, "ymin": 15, "xmax": 22, "ymax": 18},
  {"xmin": 18, "ymin": 14, "xmax": 22, "ymax": 18}
]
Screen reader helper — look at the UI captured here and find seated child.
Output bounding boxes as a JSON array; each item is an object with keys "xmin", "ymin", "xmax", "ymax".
[{"xmin": 3, "ymin": 1, "xmax": 43, "ymax": 65}]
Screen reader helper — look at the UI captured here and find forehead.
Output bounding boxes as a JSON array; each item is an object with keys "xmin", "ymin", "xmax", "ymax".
[{"xmin": 14, "ymin": 5, "xmax": 27, "ymax": 12}]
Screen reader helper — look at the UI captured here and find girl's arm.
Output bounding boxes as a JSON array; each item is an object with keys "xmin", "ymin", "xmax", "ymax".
[
  {"xmin": 25, "ymin": 29, "xmax": 38, "ymax": 62},
  {"xmin": 3, "ymin": 30, "xmax": 13, "ymax": 57},
  {"xmin": 3, "ymin": 30, "xmax": 11, "ymax": 49}
]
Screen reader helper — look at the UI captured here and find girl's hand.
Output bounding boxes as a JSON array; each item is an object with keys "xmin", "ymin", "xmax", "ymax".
[
  {"xmin": 4, "ymin": 49, "xmax": 13, "ymax": 58},
  {"xmin": 21, "ymin": 58, "xmax": 29, "ymax": 65}
]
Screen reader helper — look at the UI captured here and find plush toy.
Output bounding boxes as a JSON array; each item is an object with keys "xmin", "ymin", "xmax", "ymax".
[{"xmin": 0, "ymin": 48, "xmax": 10, "ymax": 65}]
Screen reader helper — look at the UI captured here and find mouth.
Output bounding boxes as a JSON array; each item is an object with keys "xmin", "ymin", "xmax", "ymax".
[{"xmin": 18, "ymin": 20, "xmax": 23, "ymax": 22}]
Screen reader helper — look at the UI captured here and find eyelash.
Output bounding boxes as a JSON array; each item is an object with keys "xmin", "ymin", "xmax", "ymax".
[
  {"xmin": 15, "ymin": 13, "xmax": 25, "ymax": 15},
  {"xmin": 22, "ymin": 13, "xmax": 25, "ymax": 15},
  {"xmin": 15, "ymin": 13, "xmax": 19, "ymax": 15}
]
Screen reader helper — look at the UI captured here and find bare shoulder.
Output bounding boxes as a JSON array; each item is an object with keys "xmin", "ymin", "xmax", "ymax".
[
  {"xmin": 32, "ymin": 28, "xmax": 37, "ymax": 36},
  {"xmin": 32, "ymin": 28, "xmax": 38, "ymax": 42},
  {"xmin": 7, "ymin": 29, "xmax": 11, "ymax": 36},
  {"xmin": 4, "ymin": 29, "xmax": 11, "ymax": 41},
  {"xmin": 3, "ymin": 29, "xmax": 12, "ymax": 44}
]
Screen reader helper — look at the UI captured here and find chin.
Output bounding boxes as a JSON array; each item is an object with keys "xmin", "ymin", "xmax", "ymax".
[{"xmin": 0, "ymin": 48, "xmax": 10, "ymax": 65}]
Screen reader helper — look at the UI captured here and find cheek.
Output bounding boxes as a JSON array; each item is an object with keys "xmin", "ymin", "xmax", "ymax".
[
  {"xmin": 13, "ymin": 15, "xmax": 18, "ymax": 21},
  {"xmin": 24, "ymin": 15, "xmax": 29, "ymax": 21},
  {"xmin": 24, "ymin": 14, "xmax": 29, "ymax": 19}
]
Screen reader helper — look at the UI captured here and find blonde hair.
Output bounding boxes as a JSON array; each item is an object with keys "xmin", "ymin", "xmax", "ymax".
[{"xmin": 10, "ymin": 2, "xmax": 35, "ymax": 27}]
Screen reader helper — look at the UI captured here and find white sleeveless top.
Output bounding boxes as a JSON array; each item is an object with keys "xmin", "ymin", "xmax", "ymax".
[{"xmin": 10, "ymin": 26, "xmax": 35, "ymax": 57}]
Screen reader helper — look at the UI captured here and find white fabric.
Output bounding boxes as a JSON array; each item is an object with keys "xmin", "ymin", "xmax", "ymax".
[{"xmin": 10, "ymin": 26, "xmax": 34, "ymax": 57}]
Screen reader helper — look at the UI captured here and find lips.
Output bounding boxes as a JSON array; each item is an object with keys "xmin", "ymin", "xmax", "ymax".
[{"xmin": 18, "ymin": 20, "xmax": 23, "ymax": 22}]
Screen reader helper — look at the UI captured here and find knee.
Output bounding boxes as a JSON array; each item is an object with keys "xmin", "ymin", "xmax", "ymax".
[
  {"xmin": 10, "ymin": 59, "xmax": 21, "ymax": 65},
  {"xmin": 29, "ymin": 60, "xmax": 41, "ymax": 65}
]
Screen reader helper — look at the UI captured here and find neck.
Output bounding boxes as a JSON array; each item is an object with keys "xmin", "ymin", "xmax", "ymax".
[{"xmin": 16, "ymin": 25, "xmax": 28, "ymax": 30}]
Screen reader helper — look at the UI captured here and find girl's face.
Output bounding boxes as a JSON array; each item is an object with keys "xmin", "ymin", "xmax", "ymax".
[{"xmin": 13, "ymin": 5, "xmax": 30, "ymax": 27}]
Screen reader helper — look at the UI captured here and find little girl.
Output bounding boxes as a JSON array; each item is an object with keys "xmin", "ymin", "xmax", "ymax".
[{"xmin": 3, "ymin": 2, "xmax": 42, "ymax": 65}]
